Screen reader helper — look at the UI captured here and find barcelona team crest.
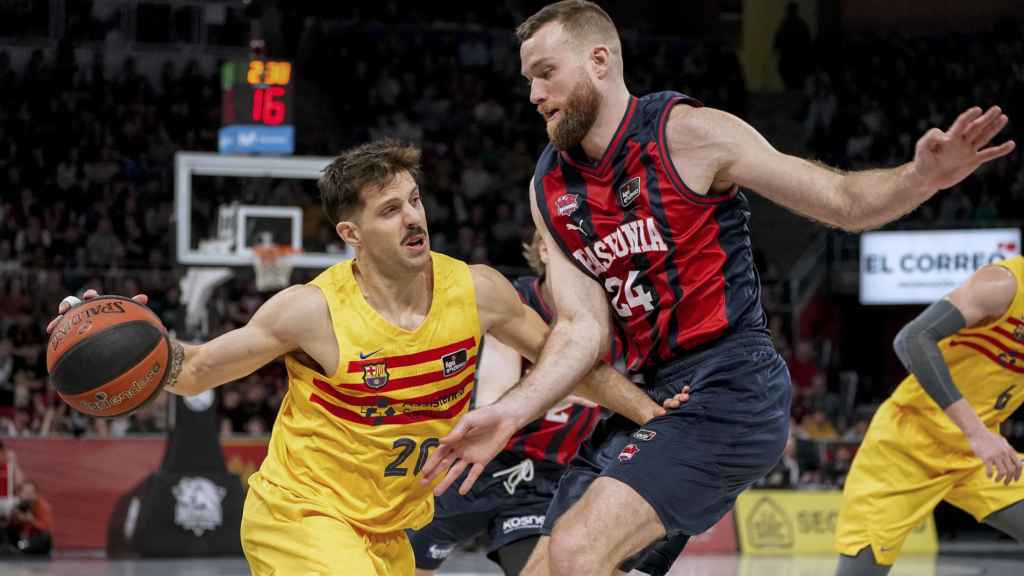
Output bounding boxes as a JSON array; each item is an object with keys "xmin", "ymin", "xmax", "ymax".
[{"xmin": 362, "ymin": 362, "xmax": 390, "ymax": 389}]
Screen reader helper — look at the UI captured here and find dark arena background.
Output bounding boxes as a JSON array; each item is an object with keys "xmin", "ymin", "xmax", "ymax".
[{"xmin": 0, "ymin": 0, "xmax": 1022, "ymax": 574}]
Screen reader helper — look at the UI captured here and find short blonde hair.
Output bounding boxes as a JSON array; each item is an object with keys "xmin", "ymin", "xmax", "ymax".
[
  {"xmin": 522, "ymin": 229, "xmax": 545, "ymax": 276},
  {"xmin": 516, "ymin": 0, "xmax": 621, "ymax": 52}
]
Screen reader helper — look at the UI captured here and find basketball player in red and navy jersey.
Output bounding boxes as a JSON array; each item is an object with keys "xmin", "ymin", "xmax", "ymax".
[
  {"xmin": 409, "ymin": 233, "xmax": 689, "ymax": 576},
  {"xmin": 422, "ymin": 2, "xmax": 1016, "ymax": 575}
]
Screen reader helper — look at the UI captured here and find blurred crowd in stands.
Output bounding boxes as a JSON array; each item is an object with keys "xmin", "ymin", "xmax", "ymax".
[{"xmin": 1, "ymin": 8, "xmax": 1022, "ymax": 493}]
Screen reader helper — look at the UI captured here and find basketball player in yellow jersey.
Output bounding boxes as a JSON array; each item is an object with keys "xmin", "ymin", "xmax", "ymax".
[
  {"xmin": 49, "ymin": 139, "xmax": 685, "ymax": 576},
  {"xmin": 835, "ymin": 255, "xmax": 1024, "ymax": 575}
]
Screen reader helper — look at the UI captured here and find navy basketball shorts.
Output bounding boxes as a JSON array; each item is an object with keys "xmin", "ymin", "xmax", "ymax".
[
  {"xmin": 408, "ymin": 452, "xmax": 562, "ymax": 571},
  {"xmin": 542, "ymin": 333, "xmax": 792, "ymax": 574}
]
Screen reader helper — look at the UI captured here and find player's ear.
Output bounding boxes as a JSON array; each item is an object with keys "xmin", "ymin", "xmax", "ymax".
[
  {"xmin": 337, "ymin": 220, "xmax": 360, "ymax": 248},
  {"xmin": 590, "ymin": 45, "xmax": 610, "ymax": 78}
]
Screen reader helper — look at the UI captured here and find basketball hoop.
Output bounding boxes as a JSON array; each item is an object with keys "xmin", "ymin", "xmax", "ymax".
[{"xmin": 252, "ymin": 244, "xmax": 300, "ymax": 292}]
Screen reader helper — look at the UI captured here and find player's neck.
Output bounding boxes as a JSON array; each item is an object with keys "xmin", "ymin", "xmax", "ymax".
[
  {"xmin": 579, "ymin": 85, "xmax": 631, "ymax": 161},
  {"xmin": 353, "ymin": 257, "xmax": 433, "ymax": 322}
]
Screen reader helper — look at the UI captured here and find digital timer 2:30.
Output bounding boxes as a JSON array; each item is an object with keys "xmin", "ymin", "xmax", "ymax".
[{"xmin": 219, "ymin": 59, "xmax": 295, "ymax": 154}]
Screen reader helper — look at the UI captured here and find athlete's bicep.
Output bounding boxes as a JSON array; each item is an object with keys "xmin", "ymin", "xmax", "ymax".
[
  {"xmin": 472, "ymin": 264, "xmax": 551, "ymax": 363},
  {"xmin": 475, "ymin": 335, "xmax": 523, "ymax": 407},
  {"xmin": 946, "ymin": 264, "xmax": 1018, "ymax": 328},
  {"xmin": 176, "ymin": 285, "xmax": 314, "ymax": 394},
  {"xmin": 668, "ymin": 106, "xmax": 845, "ymax": 227}
]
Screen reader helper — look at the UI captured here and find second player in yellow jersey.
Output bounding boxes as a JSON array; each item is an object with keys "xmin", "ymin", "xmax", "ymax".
[{"xmin": 835, "ymin": 255, "xmax": 1024, "ymax": 575}]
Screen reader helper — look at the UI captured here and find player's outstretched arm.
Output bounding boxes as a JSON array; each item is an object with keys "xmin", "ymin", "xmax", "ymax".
[
  {"xmin": 893, "ymin": 264, "xmax": 1020, "ymax": 484},
  {"xmin": 48, "ymin": 285, "xmax": 324, "ymax": 397},
  {"xmin": 668, "ymin": 105, "xmax": 1014, "ymax": 232}
]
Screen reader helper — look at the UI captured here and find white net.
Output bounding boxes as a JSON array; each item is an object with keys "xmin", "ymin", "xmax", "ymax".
[{"xmin": 253, "ymin": 245, "xmax": 298, "ymax": 292}]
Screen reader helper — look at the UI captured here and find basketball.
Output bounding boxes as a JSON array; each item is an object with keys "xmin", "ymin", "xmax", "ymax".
[{"xmin": 46, "ymin": 295, "xmax": 171, "ymax": 418}]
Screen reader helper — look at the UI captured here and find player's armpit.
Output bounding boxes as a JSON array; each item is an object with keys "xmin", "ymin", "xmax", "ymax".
[{"xmin": 167, "ymin": 284, "xmax": 324, "ymax": 396}]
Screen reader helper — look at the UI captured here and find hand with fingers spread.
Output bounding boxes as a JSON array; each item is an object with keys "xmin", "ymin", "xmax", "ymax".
[
  {"xmin": 420, "ymin": 403, "xmax": 521, "ymax": 496},
  {"xmin": 421, "ymin": 384, "xmax": 693, "ymax": 497},
  {"xmin": 45, "ymin": 289, "xmax": 149, "ymax": 335},
  {"xmin": 967, "ymin": 427, "xmax": 1023, "ymax": 486},
  {"xmin": 910, "ymin": 105, "xmax": 1016, "ymax": 192}
]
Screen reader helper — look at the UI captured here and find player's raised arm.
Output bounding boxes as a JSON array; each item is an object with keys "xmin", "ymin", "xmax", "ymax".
[
  {"xmin": 49, "ymin": 284, "xmax": 330, "ymax": 397},
  {"xmin": 893, "ymin": 264, "xmax": 1021, "ymax": 484},
  {"xmin": 668, "ymin": 105, "xmax": 1014, "ymax": 232}
]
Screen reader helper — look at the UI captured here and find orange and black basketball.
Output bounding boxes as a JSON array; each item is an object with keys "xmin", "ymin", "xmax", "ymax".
[{"xmin": 46, "ymin": 295, "xmax": 170, "ymax": 418}]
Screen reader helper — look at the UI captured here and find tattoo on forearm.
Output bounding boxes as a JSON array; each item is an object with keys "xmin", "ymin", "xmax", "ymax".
[{"xmin": 165, "ymin": 341, "xmax": 185, "ymax": 390}]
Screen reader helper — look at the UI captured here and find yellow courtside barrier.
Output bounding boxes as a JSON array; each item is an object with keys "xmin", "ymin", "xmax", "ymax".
[{"xmin": 734, "ymin": 490, "xmax": 938, "ymax": 556}]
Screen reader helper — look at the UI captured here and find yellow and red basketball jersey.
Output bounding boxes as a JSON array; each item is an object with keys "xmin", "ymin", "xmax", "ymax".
[
  {"xmin": 252, "ymin": 251, "xmax": 480, "ymax": 534},
  {"xmin": 890, "ymin": 255, "xmax": 1024, "ymax": 448}
]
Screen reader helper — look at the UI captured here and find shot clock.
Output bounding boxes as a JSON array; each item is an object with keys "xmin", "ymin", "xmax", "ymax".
[{"xmin": 218, "ymin": 59, "xmax": 295, "ymax": 155}]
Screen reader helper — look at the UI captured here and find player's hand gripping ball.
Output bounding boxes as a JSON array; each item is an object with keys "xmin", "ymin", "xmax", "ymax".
[{"xmin": 46, "ymin": 295, "xmax": 170, "ymax": 418}]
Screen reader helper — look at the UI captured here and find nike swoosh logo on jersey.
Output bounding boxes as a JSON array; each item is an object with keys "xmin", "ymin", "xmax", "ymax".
[{"xmin": 359, "ymin": 349, "xmax": 382, "ymax": 360}]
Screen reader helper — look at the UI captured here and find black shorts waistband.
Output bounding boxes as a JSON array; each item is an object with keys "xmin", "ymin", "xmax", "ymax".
[{"xmin": 640, "ymin": 330, "xmax": 775, "ymax": 385}]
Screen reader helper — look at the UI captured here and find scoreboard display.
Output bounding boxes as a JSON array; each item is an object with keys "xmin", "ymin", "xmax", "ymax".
[{"xmin": 219, "ymin": 59, "xmax": 295, "ymax": 155}]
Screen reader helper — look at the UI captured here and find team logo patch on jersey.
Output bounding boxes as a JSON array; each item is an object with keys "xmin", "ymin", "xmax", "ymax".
[
  {"xmin": 618, "ymin": 443, "xmax": 639, "ymax": 463},
  {"xmin": 555, "ymin": 193, "xmax": 580, "ymax": 216},
  {"xmin": 632, "ymin": 429, "xmax": 657, "ymax": 442},
  {"xmin": 362, "ymin": 362, "xmax": 390, "ymax": 389},
  {"xmin": 442, "ymin": 349, "xmax": 469, "ymax": 377},
  {"xmin": 1014, "ymin": 317, "xmax": 1024, "ymax": 342},
  {"xmin": 618, "ymin": 177, "xmax": 641, "ymax": 207}
]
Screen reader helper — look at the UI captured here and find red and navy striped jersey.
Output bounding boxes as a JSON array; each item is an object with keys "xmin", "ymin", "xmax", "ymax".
[
  {"xmin": 533, "ymin": 91, "xmax": 768, "ymax": 373},
  {"xmin": 501, "ymin": 275, "xmax": 602, "ymax": 466}
]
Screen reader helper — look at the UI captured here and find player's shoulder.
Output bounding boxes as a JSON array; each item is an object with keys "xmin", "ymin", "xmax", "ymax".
[
  {"xmin": 636, "ymin": 90, "xmax": 700, "ymax": 116},
  {"xmin": 951, "ymin": 261, "xmax": 1019, "ymax": 323},
  {"xmin": 469, "ymin": 265, "xmax": 521, "ymax": 315},
  {"xmin": 469, "ymin": 264, "xmax": 507, "ymax": 292},
  {"xmin": 264, "ymin": 283, "xmax": 332, "ymax": 320},
  {"xmin": 967, "ymin": 261, "xmax": 1018, "ymax": 293},
  {"xmin": 249, "ymin": 283, "xmax": 333, "ymax": 346},
  {"xmin": 665, "ymin": 103, "xmax": 735, "ymax": 144}
]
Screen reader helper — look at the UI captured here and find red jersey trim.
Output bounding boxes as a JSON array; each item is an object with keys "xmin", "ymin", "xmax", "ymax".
[
  {"xmin": 335, "ymin": 356, "xmax": 477, "ymax": 392},
  {"xmin": 347, "ymin": 337, "xmax": 476, "ymax": 372},
  {"xmin": 950, "ymin": 339, "xmax": 1024, "ymax": 373},
  {"xmin": 313, "ymin": 372, "xmax": 475, "ymax": 407},
  {"xmin": 309, "ymin": 387, "xmax": 473, "ymax": 426}
]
